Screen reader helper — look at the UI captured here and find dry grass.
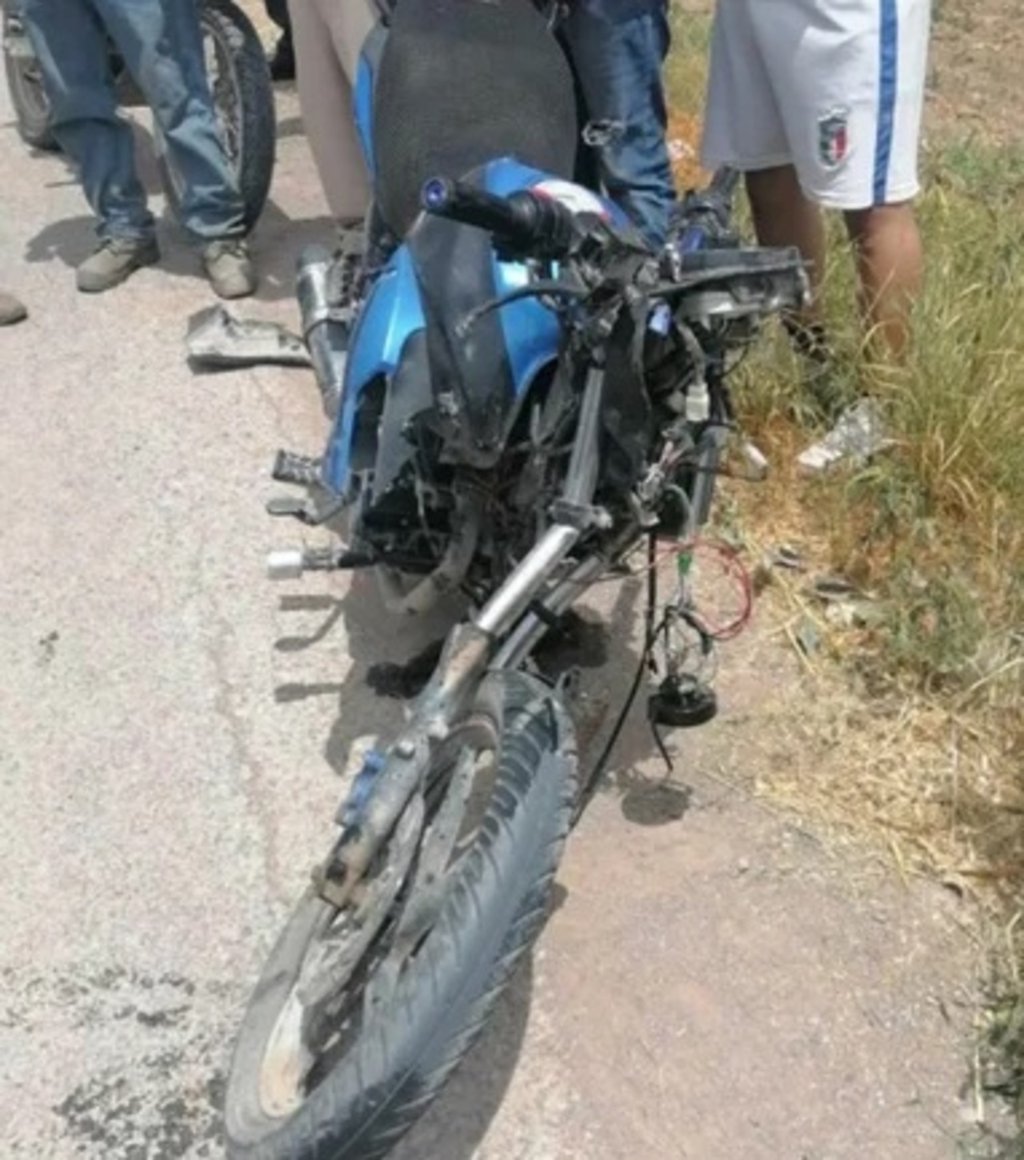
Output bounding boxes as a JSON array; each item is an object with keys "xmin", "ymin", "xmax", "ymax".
[{"xmin": 666, "ymin": 5, "xmax": 1024, "ymax": 1138}]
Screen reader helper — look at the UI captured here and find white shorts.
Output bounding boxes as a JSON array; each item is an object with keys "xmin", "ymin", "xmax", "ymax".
[{"xmin": 701, "ymin": 0, "xmax": 932, "ymax": 210}]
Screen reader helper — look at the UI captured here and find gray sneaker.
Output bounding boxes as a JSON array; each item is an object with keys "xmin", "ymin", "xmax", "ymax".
[
  {"xmin": 76, "ymin": 236, "xmax": 160, "ymax": 293},
  {"xmin": 0, "ymin": 291, "xmax": 27, "ymax": 326},
  {"xmin": 796, "ymin": 398, "xmax": 894, "ymax": 474},
  {"xmin": 202, "ymin": 238, "xmax": 256, "ymax": 300}
]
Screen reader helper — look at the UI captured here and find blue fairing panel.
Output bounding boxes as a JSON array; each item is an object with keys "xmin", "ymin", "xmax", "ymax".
[
  {"xmin": 483, "ymin": 159, "xmax": 627, "ymax": 398},
  {"xmin": 322, "ymin": 245, "xmax": 425, "ymax": 493},
  {"xmin": 484, "ymin": 160, "xmax": 562, "ymax": 400},
  {"xmin": 322, "ymin": 157, "xmax": 624, "ymax": 496}
]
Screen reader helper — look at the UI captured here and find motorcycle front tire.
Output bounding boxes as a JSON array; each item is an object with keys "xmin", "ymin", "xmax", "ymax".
[{"xmin": 225, "ymin": 671, "xmax": 577, "ymax": 1160}]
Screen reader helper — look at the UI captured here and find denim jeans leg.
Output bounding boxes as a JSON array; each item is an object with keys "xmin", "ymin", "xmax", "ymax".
[
  {"xmin": 564, "ymin": 0, "xmax": 675, "ymax": 247},
  {"xmin": 21, "ymin": 0, "xmax": 155, "ymax": 241},
  {"xmin": 93, "ymin": 0, "xmax": 246, "ymax": 240}
]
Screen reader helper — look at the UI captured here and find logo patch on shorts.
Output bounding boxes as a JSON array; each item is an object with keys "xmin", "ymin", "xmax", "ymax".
[{"xmin": 817, "ymin": 108, "xmax": 850, "ymax": 170}]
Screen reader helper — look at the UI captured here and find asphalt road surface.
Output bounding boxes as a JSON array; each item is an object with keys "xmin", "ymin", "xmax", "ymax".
[{"xmin": 1, "ymin": 72, "xmax": 980, "ymax": 1160}]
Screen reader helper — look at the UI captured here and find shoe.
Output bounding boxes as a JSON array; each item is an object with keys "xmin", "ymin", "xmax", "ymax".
[
  {"xmin": 796, "ymin": 398, "xmax": 894, "ymax": 474},
  {"xmin": 202, "ymin": 238, "xmax": 256, "ymax": 300},
  {"xmin": 76, "ymin": 236, "xmax": 160, "ymax": 293},
  {"xmin": 0, "ymin": 291, "xmax": 28, "ymax": 326},
  {"xmin": 268, "ymin": 32, "xmax": 295, "ymax": 82}
]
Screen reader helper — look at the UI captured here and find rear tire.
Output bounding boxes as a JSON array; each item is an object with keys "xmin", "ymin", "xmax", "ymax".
[
  {"xmin": 225, "ymin": 671, "xmax": 577, "ymax": 1160},
  {"xmin": 155, "ymin": 0, "xmax": 275, "ymax": 234}
]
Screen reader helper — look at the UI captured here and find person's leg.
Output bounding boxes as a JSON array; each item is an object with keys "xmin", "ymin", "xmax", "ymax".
[
  {"xmin": 21, "ymin": 0, "xmax": 154, "ymax": 242},
  {"xmin": 839, "ymin": 0, "xmax": 930, "ymax": 358},
  {"xmin": 751, "ymin": 0, "xmax": 930, "ymax": 360},
  {"xmin": 93, "ymin": 0, "xmax": 253, "ymax": 295},
  {"xmin": 746, "ymin": 165, "xmax": 827, "ymax": 301},
  {"xmin": 95, "ymin": 0, "xmax": 245, "ymax": 241},
  {"xmin": 21, "ymin": 0, "xmax": 160, "ymax": 290},
  {"xmin": 745, "ymin": 164, "xmax": 831, "ymax": 361},
  {"xmin": 562, "ymin": 0, "xmax": 674, "ymax": 247},
  {"xmin": 844, "ymin": 203, "xmax": 922, "ymax": 357},
  {"xmin": 289, "ymin": 0, "xmax": 372, "ymax": 223}
]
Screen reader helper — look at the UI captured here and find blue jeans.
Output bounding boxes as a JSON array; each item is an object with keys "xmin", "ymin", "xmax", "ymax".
[
  {"xmin": 22, "ymin": 0, "xmax": 245, "ymax": 242},
  {"xmin": 564, "ymin": 0, "xmax": 675, "ymax": 247}
]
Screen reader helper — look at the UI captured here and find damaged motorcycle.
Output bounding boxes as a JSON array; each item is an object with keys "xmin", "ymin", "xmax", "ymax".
[{"xmin": 224, "ymin": 2, "xmax": 808, "ymax": 1157}]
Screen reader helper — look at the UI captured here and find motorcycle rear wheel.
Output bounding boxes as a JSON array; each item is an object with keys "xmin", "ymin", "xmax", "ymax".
[
  {"xmin": 225, "ymin": 670, "xmax": 577, "ymax": 1160},
  {"xmin": 2, "ymin": 9, "xmax": 57, "ymax": 150}
]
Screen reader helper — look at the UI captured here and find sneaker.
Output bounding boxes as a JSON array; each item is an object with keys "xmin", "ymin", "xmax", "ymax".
[
  {"xmin": 796, "ymin": 398, "xmax": 894, "ymax": 474},
  {"xmin": 202, "ymin": 238, "xmax": 256, "ymax": 300},
  {"xmin": 76, "ymin": 236, "xmax": 160, "ymax": 293},
  {"xmin": 0, "ymin": 291, "xmax": 27, "ymax": 326}
]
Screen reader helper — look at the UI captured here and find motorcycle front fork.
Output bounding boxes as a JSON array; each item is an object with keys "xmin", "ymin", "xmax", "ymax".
[{"xmin": 315, "ymin": 361, "xmax": 610, "ymax": 906}]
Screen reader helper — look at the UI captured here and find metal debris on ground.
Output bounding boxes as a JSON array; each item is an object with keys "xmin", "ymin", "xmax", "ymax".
[{"xmin": 186, "ymin": 305, "xmax": 311, "ymax": 369}]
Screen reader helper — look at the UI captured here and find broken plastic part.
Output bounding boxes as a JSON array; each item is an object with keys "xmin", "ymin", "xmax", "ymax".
[{"xmin": 185, "ymin": 306, "xmax": 311, "ymax": 369}]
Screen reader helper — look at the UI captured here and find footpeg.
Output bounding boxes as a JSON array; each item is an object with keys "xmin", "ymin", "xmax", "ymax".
[
  {"xmin": 267, "ymin": 549, "xmax": 306, "ymax": 581},
  {"xmin": 266, "ymin": 545, "xmax": 375, "ymax": 580},
  {"xmin": 266, "ymin": 492, "xmax": 344, "ymax": 527},
  {"xmin": 266, "ymin": 495, "xmax": 311, "ymax": 520},
  {"xmin": 272, "ymin": 449, "xmax": 323, "ymax": 487}
]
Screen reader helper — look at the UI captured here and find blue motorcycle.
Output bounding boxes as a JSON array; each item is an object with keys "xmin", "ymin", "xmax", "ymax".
[{"xmin": 225, "ymin": 3, "xmax": 807, "ymax": 1157}]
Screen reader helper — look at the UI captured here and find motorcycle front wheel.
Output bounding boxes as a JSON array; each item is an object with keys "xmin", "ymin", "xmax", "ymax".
[
  {"xmin": 225, "ymin": 670, "xmax": 577, "ymax": 1160},
  {"xmin": 155, "ymin": 0, "xmax": 275, "ymax": 234}
]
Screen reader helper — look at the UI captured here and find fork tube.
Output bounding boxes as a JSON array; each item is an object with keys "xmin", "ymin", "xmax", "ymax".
[{"xmin": 475, "ymin": 365, "xmax": 605, "ymax": 639}]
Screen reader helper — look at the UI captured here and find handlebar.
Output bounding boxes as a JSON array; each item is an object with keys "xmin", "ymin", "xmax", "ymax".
[
  {"xmin": 421, "ymin": 177, "xmax": 578, "ymax": 260},
  {"xmin": 672, "ymin": 166, "xmax": 741, "ymax": 254}
]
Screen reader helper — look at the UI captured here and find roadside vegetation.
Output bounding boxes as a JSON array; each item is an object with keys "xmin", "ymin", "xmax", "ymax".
[{"xmin": 666, "ymin": 5, "xmax": 1024, "ymax": 1150}]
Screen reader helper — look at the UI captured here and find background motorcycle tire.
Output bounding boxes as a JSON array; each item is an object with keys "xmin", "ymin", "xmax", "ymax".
[{"xmin": 2, "ymin": 5, "xmax": 58, "ymax": 150}]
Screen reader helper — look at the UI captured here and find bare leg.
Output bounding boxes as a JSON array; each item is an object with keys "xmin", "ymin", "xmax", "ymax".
[
  {"xmin": 745, "ymin": 163, "xmax": 833, "ymax": 366},
  {"xmin": 746, "ymin": 165, "xmax": 827, "ymax": 306},
  {"xmin": 844, "ymin": 203, "xmax": 923, "ymax": 359},
  {"xmin": 288, "ymin": 0, "xmax": 372, "ymax": 222}
]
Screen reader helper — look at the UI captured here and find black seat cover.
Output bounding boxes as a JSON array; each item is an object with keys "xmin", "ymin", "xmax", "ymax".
[{"xmin": 373, "ymin": 0, "xmax": 579, "ymax": 238}]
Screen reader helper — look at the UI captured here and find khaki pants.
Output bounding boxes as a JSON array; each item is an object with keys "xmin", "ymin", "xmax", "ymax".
[{"xmin": 288, "ymin": 0, "xmax": 377, "ymax": 222}]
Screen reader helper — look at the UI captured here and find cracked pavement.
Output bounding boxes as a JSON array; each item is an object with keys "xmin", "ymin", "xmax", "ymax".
[{"xmin": 0, "ymin": 72, "xmax": 982, "ymax": 1160}]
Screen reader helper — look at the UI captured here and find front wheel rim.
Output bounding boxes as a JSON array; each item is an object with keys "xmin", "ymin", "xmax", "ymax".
[{"xmin": 252, "ymin": 716, "xmax": 500, "ymax": 1123}]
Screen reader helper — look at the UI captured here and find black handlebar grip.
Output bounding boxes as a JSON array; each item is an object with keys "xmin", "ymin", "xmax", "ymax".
[
  {"xmin": 421, "ymin": 177, "xmax": 579, "ymax": 260},
  {"xmin": 421, "ymin": 178, "xmax": 526, "ymax": 236}
]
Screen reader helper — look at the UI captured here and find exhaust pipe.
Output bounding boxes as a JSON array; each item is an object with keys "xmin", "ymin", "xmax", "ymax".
[{"xmin": 296, "ymin": 245, "xmax": 349, "ymax": 419}]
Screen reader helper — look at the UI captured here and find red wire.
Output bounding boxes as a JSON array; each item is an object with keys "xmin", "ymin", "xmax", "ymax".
[{"xmin": 652, "ymin": 536, "xmax": 755, "ymax": 642}]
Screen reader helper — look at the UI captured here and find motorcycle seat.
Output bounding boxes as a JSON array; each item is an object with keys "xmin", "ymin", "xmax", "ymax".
[{"xmin": 372, "ymin": 0, "xmax": 579, "ymax": 239}]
